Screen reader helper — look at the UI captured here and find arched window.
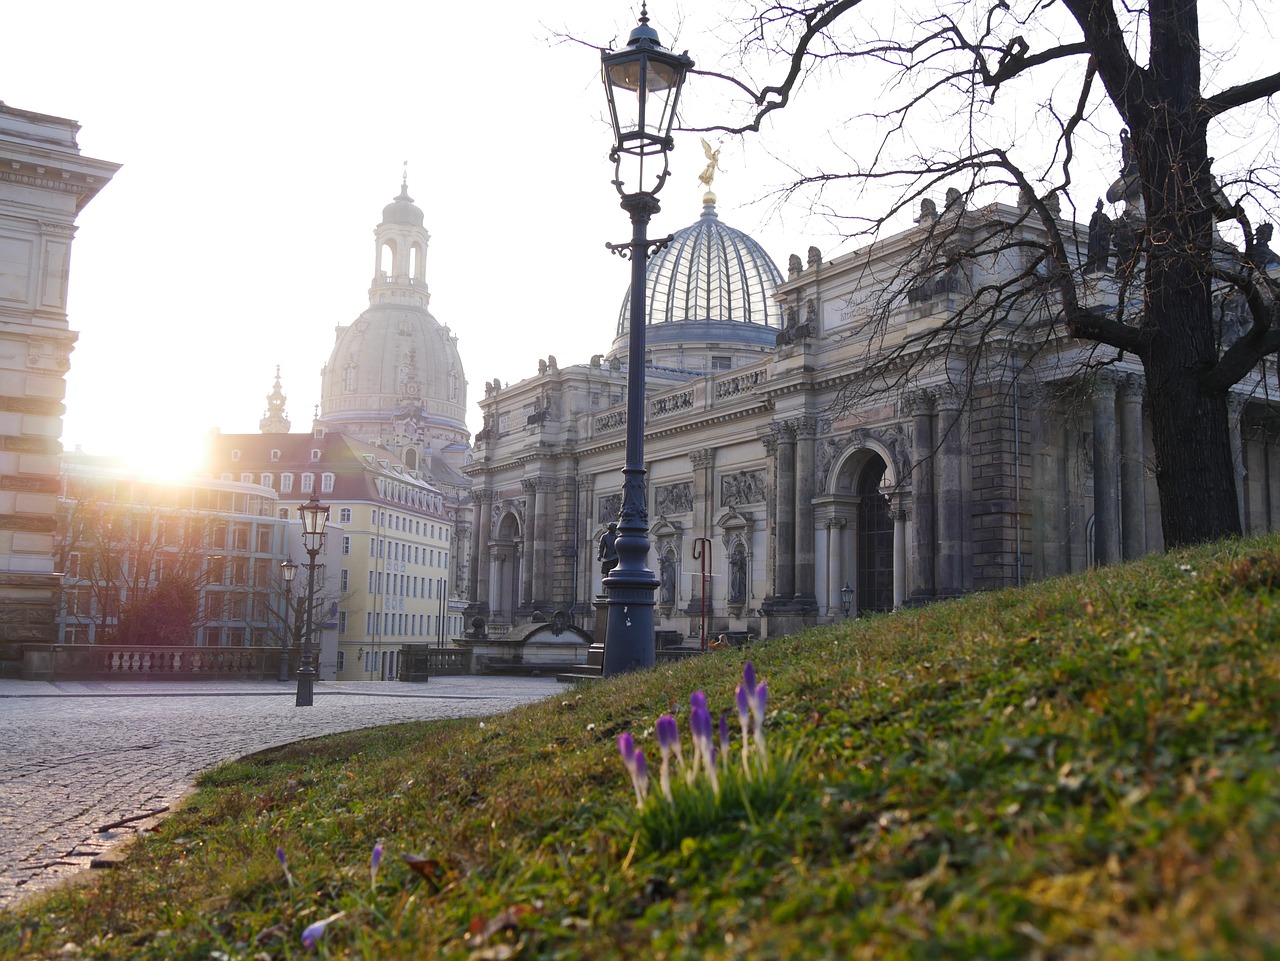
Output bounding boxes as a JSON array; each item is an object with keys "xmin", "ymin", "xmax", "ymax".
[
  {"xmin": 280, "ymin": 473, "xmax": 294, "ymax": 493},
  {"xmin": 301, "ymin": 473, "xmax": 315, "ymax": 493},
  {"xmin": 380, "ymin": 240, "xmax": 396, "ymax": 275},
  {"xmin": 321, "ymin": 473, "xmax": 335, "ymax": 493}
]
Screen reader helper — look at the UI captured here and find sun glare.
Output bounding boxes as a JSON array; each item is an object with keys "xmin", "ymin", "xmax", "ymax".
[{"xmin": 118, "ymin": 438, "xmax": 207, "ymax": 482}]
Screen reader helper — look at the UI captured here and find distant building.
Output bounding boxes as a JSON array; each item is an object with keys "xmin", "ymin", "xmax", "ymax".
[
  {"xmin": 58, "ymin": 456, "xmax": 290, "ymax": 652},
  {"xmin": 0, "ymin": 102, "xmax": 118, "ymax": 673},
  {"xmin": 463, "ymin": 184, "xmax": 1280, "ymax": 644},
  {"xmin": 207, "ymin": 414, "xmax": 459, "ymax": 681}
]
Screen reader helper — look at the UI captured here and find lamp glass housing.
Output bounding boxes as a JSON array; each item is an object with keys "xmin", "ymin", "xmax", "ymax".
[
  {"xmin": 299, "ymin": 494, "xmax": 330, "ymax": 552},
  {"xmin": 601, "ymin": 18, "xmax": 692, "ymax": 197},
  {"xmin": 281, "ymin": 558, "xmax": 298, "ymax": 584}
]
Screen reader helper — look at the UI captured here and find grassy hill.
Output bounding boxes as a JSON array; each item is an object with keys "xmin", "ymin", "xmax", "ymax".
[{"xmin": 3, "ymin": 535, "xmax": 1280, "ymax": 959}]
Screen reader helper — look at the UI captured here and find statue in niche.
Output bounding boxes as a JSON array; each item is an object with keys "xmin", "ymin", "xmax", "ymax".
[
  {"xmin": 597, "ymin": 523, "xmax": 619, "ymax": 577},
  {"xmin": 729, "ymin": 545, "xmax": 747, "ymax": 604},
  {"xmin": 1085, "ymin": 200, "xmax": 1113, "ymax": 274},
  {"xmin": 659, "ymin": 553, "xmax": 676, "ymax": 605}
]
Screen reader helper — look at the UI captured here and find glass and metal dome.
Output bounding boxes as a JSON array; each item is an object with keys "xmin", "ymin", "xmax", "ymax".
[{"xmin": 611, "ymin": 193, "xmax": 783, "ymax": 366}]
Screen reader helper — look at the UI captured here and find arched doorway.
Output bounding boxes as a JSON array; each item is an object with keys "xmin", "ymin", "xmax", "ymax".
[
  {"xmin": 491, "ymin": 512, "xmax": 523, "ymax": 623},
  {"xmin": 857, "ymin": 455, "xmax": 894, "ymax": 614}
]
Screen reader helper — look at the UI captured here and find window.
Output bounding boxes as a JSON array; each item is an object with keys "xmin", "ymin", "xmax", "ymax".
[
  {"xmin": 321, "ymin": 472, "xmax": 335, "ymax": 493},
  {"xmin": 301, "ymin": 473, "xmax": 314, "ymax": 493},
  {"xmin": 260, "ymin": 473, "xmax": 274, "ymax": 489},
  {"xmin": 339, "ymin": 507, "xmax": 352, "ymax": 524},
  {"xmin": 342, "ymin": 535, "xmax": 351, "ymax": 556},
  {"xmin": 270, "ymin": 449, "xmax": 281, "ymax": 463},
  {"xmin": 66, "ymin": 552, "xmax": 80, "ymax": 578},
  {"xmin": 340, "ymin": 569, "xmax": 349, "ymax": 592},
  {"xmin": 368, "ymin": 570, "xmax": 374, "ymax": 592},
  {"xmin": 231, "ymin": 558, "xmax": 249, "ymax": 585},
  {"xmin": 257, "ymin": 527, "xmax": 272, "ymax": 553},
  {"xmin": 280, "ymin": 473, "xmax": 294, "ymax": 493},
  {"xmin": 240, "ymin": 473, "xmax": 253, "ymax": 484},
  {"xmin": 278, "ymin": 508, "xmax": 289, "ymax": 520},
  {"xmin": 337, "ymin": 650, "xmax": 346, "ymax": 671},
  {"xmin": 712, "ymin": 355, "xmax": 732, "ymax": 371},
  {"xmin": 231, "ymin": 450, "xmax": 241, "ymax": 462},
  {"xmin": 310, "ymin": 449, "xmax": 322, "ymax": 462}
]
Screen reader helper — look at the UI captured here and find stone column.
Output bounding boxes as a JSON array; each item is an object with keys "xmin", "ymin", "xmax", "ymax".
[
  {"xmin": 690, "ymin": 447, "xmax": 716, "ymax": 541},
  {"xmin": 904, "ymin": 390, "xmax": 935, "ymax": 600},
  {"xmin": 1117, "ymin": 374, "xmax": 1147, "ymax": 560},
  {"xmin": 891, "ymin": 494, "xmax": 908, "ymax": 609},
  {"xmin": 773, "ymin": 421, "xmax": 797, "ymax": 600},
  {"xmin": 468, "ymin": 489, "xmax": 493, "ymax": 619},
  {"xmin": 1028, "ymin": 384, "xmax": 1065, "ymax": 577},
  {"xmin": 935, "ymin": 388, "xmax": 965, "ymax": 595},
  {"xmin": 825, "ymin": 518, "xmax": 846, "ymax": 616},
  {"xmin": 1092, "ymin": 374, "xmax": 1120, "ymax": 567},
  {"xmin": 533, "ymin": 476, "xmax": 554, "ymax": 607},
  {"xmin": 761, "ymin": 432, "xmax": 779, "ymax": 601},
  {"xmin": 793, "ymin": 416, "xmax": 818, "ymax": 606},
  {"xmin": 519, "ymin": 479, "xmax": 536, "ymax": 608},
  {"xmin": 577, "ymin": 474, "xmax": 596, "ymax": 613}
]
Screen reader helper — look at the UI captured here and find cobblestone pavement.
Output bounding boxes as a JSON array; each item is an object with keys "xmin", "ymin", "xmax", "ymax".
[{"xmin": 0, "ymin": 677, "xmax": 558, "ymax": 910}]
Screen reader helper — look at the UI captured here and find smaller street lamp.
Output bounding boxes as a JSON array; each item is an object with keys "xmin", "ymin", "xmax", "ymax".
[
  {"xmin": 840, "ymin": 583, "xmax": 855, "ymax": 619},
  {"xmin": 296, "ymin": 492, "xmax": 330, "ymax": 707},
  {"xmin": 278, "ymin": 557, "xmax": 298, "ymax": 681}
]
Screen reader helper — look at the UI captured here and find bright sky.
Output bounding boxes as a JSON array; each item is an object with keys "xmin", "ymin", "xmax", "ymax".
[
  {"xmin": 4, "ymin": 1, "xmax": 1273, "ymax": 477},
  {"xmin": 3, "ymin": 1, "xmax": 820, "ymax": 475}
]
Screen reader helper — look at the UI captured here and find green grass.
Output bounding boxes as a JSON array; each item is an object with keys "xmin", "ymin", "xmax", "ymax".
[{"xmin": 4, "ymin": 534, "xmax": 1280, "ymax": 959}]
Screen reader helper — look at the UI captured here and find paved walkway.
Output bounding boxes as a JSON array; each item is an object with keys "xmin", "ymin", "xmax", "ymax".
[{"xmin": 0, "ymin": 677, "xmax": 558, "ymax": 910}]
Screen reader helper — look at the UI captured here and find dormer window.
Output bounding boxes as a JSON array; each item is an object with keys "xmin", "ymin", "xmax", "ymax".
[
  {"xmin": 310, "ymin": 449, "xmax": 322, "ymax": 462},
  {"xmin": 231, "ymin": 450, "xmax": 241, "ymax": 462},
  {"xmin": 270, "ymin": 450, "xmax": 281, "ymax": 463},
  {"xmin": 314, "ymin": 426, "xmax": 325, "ymax": 439}
]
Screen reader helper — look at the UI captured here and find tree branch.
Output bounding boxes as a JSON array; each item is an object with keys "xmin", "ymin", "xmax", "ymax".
[{"xmin": 1202, "ymin": 70, "xmax": 1280, "ymax": 119}]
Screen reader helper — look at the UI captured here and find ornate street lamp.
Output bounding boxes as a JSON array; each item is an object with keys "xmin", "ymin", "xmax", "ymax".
[
  {"xmin": 278, "ymin": 557, "xmax": 298, "ymax": 682},
  {"xmin": 600, "ymin": 5, "xmax": 693, "ymax": 675},
  {"xmin": 840, "ymin": 582, "xmax": 855, "ymax": 619},
  {"xmin": 295, "ymin": 492, "xmax": 329, "ymax": 707}
]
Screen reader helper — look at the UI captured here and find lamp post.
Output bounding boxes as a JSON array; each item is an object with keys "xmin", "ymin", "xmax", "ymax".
[
  {"xmin": 295, "ymin": 492, "xmax": 329, "ymax": 707},
  {"xmin": 278, "ymin": 557, "xmax": 298, "ymax": 681},
  {"xmin": 600, "ymin": 4, "xmax": 693, "ymax": 676},
  {"xmin": 841, "ymin": 582, "xmax": 855, "ymax": 619}
]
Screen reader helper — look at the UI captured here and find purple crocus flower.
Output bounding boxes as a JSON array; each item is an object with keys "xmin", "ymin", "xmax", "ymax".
[
  {"xmin": 276, "ymin": 845, "xmax": 294, "ymax": 887},
  {"xmin": 690, "ymin": 690, "xmax": 708, "ymax": 713},
  {"xmin": 301, "ymin": 911, "xmax": 346, "ymax": 950},
  {"xmin": 735, "ymin": 684, "xmax": 752, "ymax": 773},
  {"xmin": 631, "ymin": 749, "xmax": 650, "ymax": 808},
  {"xmin": 718, "ymin": 713, "xmax": 731, "ymax": 771},
  {"xmin": 655, "ymin": 714, "xmax": 680, "ymax": 801},
  {"xmin": 752, "ymin": 679, "xmax": 770, "ymax": 769},
  {"xmin": 690, "ymin": 704, "xmax": 719, "ymax": 794},
  {"xmin": 743, "ymin": 662, "xmax": 757, "ymax": 695},
  {"xmin": 371, "ymin": 842, "xmax": 383, "ymax": 889},
  {"xmin": 618, "ymin": 732, "xmax": 637, "ymax": 775}
]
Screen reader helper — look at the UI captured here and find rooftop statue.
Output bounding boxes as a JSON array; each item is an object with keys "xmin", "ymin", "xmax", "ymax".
[{"xmin": 698, "ymin": 138, "xmax": 723, "ymax": 190}]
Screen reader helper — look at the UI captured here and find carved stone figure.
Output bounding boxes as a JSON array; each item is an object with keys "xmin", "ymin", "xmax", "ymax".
[
  {"xmin": 944, "ymin": 187, "xmax": 963, "ymax": 210},
  {"xmin": 729, "ymin": 546, "xmax": 747, "ymax": 603},
  {"xmin": 598, "ymin": 494, "xmax": 622, "ymax": 525},
  {"xmin": 659, "ymin": 552, "xmax": 676, "ymax": 605},
  {"xmin": 788, "ymin": 253, "xmax": 803, "ymax": 276},
  {"xmin": 1085, "ymin": 199, "xmax": 1113, "ymax": 274},
  {"xmin": 597, "ymin": 523, "xmax": 619, "ymax": 577},
  {"xmin": 918, "ymin": 197, "xmax": 938, "ymax": 222}
]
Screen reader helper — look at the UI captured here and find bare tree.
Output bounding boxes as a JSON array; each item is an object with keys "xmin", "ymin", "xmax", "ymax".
[{"xmin": 687, "ymin": 0, "xmax": 1280, "ymax": 547}]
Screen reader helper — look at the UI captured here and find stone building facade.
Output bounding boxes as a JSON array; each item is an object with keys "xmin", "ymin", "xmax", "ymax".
[
  {"xmin": 0, "ymin": 103, "xmax": 117, "ymax": 672},
  {"xmin": 462, "ymin": 186, "xmax": 1280, "ymax": 644}
]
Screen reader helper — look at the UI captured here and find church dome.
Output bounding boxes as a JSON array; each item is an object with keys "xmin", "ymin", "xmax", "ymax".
[
  {"xmin": 611, "ymin": 194, "xmax": 783, "ymax": 365},
  {"xmin": 319, "ymin": 181, "xmax": 469, "ymax": 458},
  {"xmin": 382, "ymin": 182, "xmax": 425, "ymax": 227}
]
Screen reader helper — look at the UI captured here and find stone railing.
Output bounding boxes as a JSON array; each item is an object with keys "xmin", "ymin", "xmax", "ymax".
[
  {"xmin": 648, "ymin": 389, "xmax": 694, "ymax": 419},
  {"xmin": 714, "ymin": 367, "xmax": 768, "ymax": 399},
  {"xmin": 397, "ymin": 645, "xmax": 474, "ymax": 679},
  {"xmin": 20, "ymin": 644, "xmax": 287, "ymax": 681}
]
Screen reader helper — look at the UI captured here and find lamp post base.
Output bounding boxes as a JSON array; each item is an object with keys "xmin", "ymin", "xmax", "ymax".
[
  {"xmin": 602, "ymin": 572, "xmax": 659, "ymax": 675},
  {"xmin": 295, "ymin": 670, "xmax": 314, "ymax": 707}
]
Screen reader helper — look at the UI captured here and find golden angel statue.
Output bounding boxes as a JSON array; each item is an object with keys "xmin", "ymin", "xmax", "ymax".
[{"xmin": 698, "ymin": 138, "xmax": 723, "ymax": 189}]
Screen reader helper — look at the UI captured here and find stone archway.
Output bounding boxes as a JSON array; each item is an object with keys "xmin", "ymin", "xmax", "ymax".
[{"xmin": 490, "ymin": 511, "xmax": 523, "ymax": 623}]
